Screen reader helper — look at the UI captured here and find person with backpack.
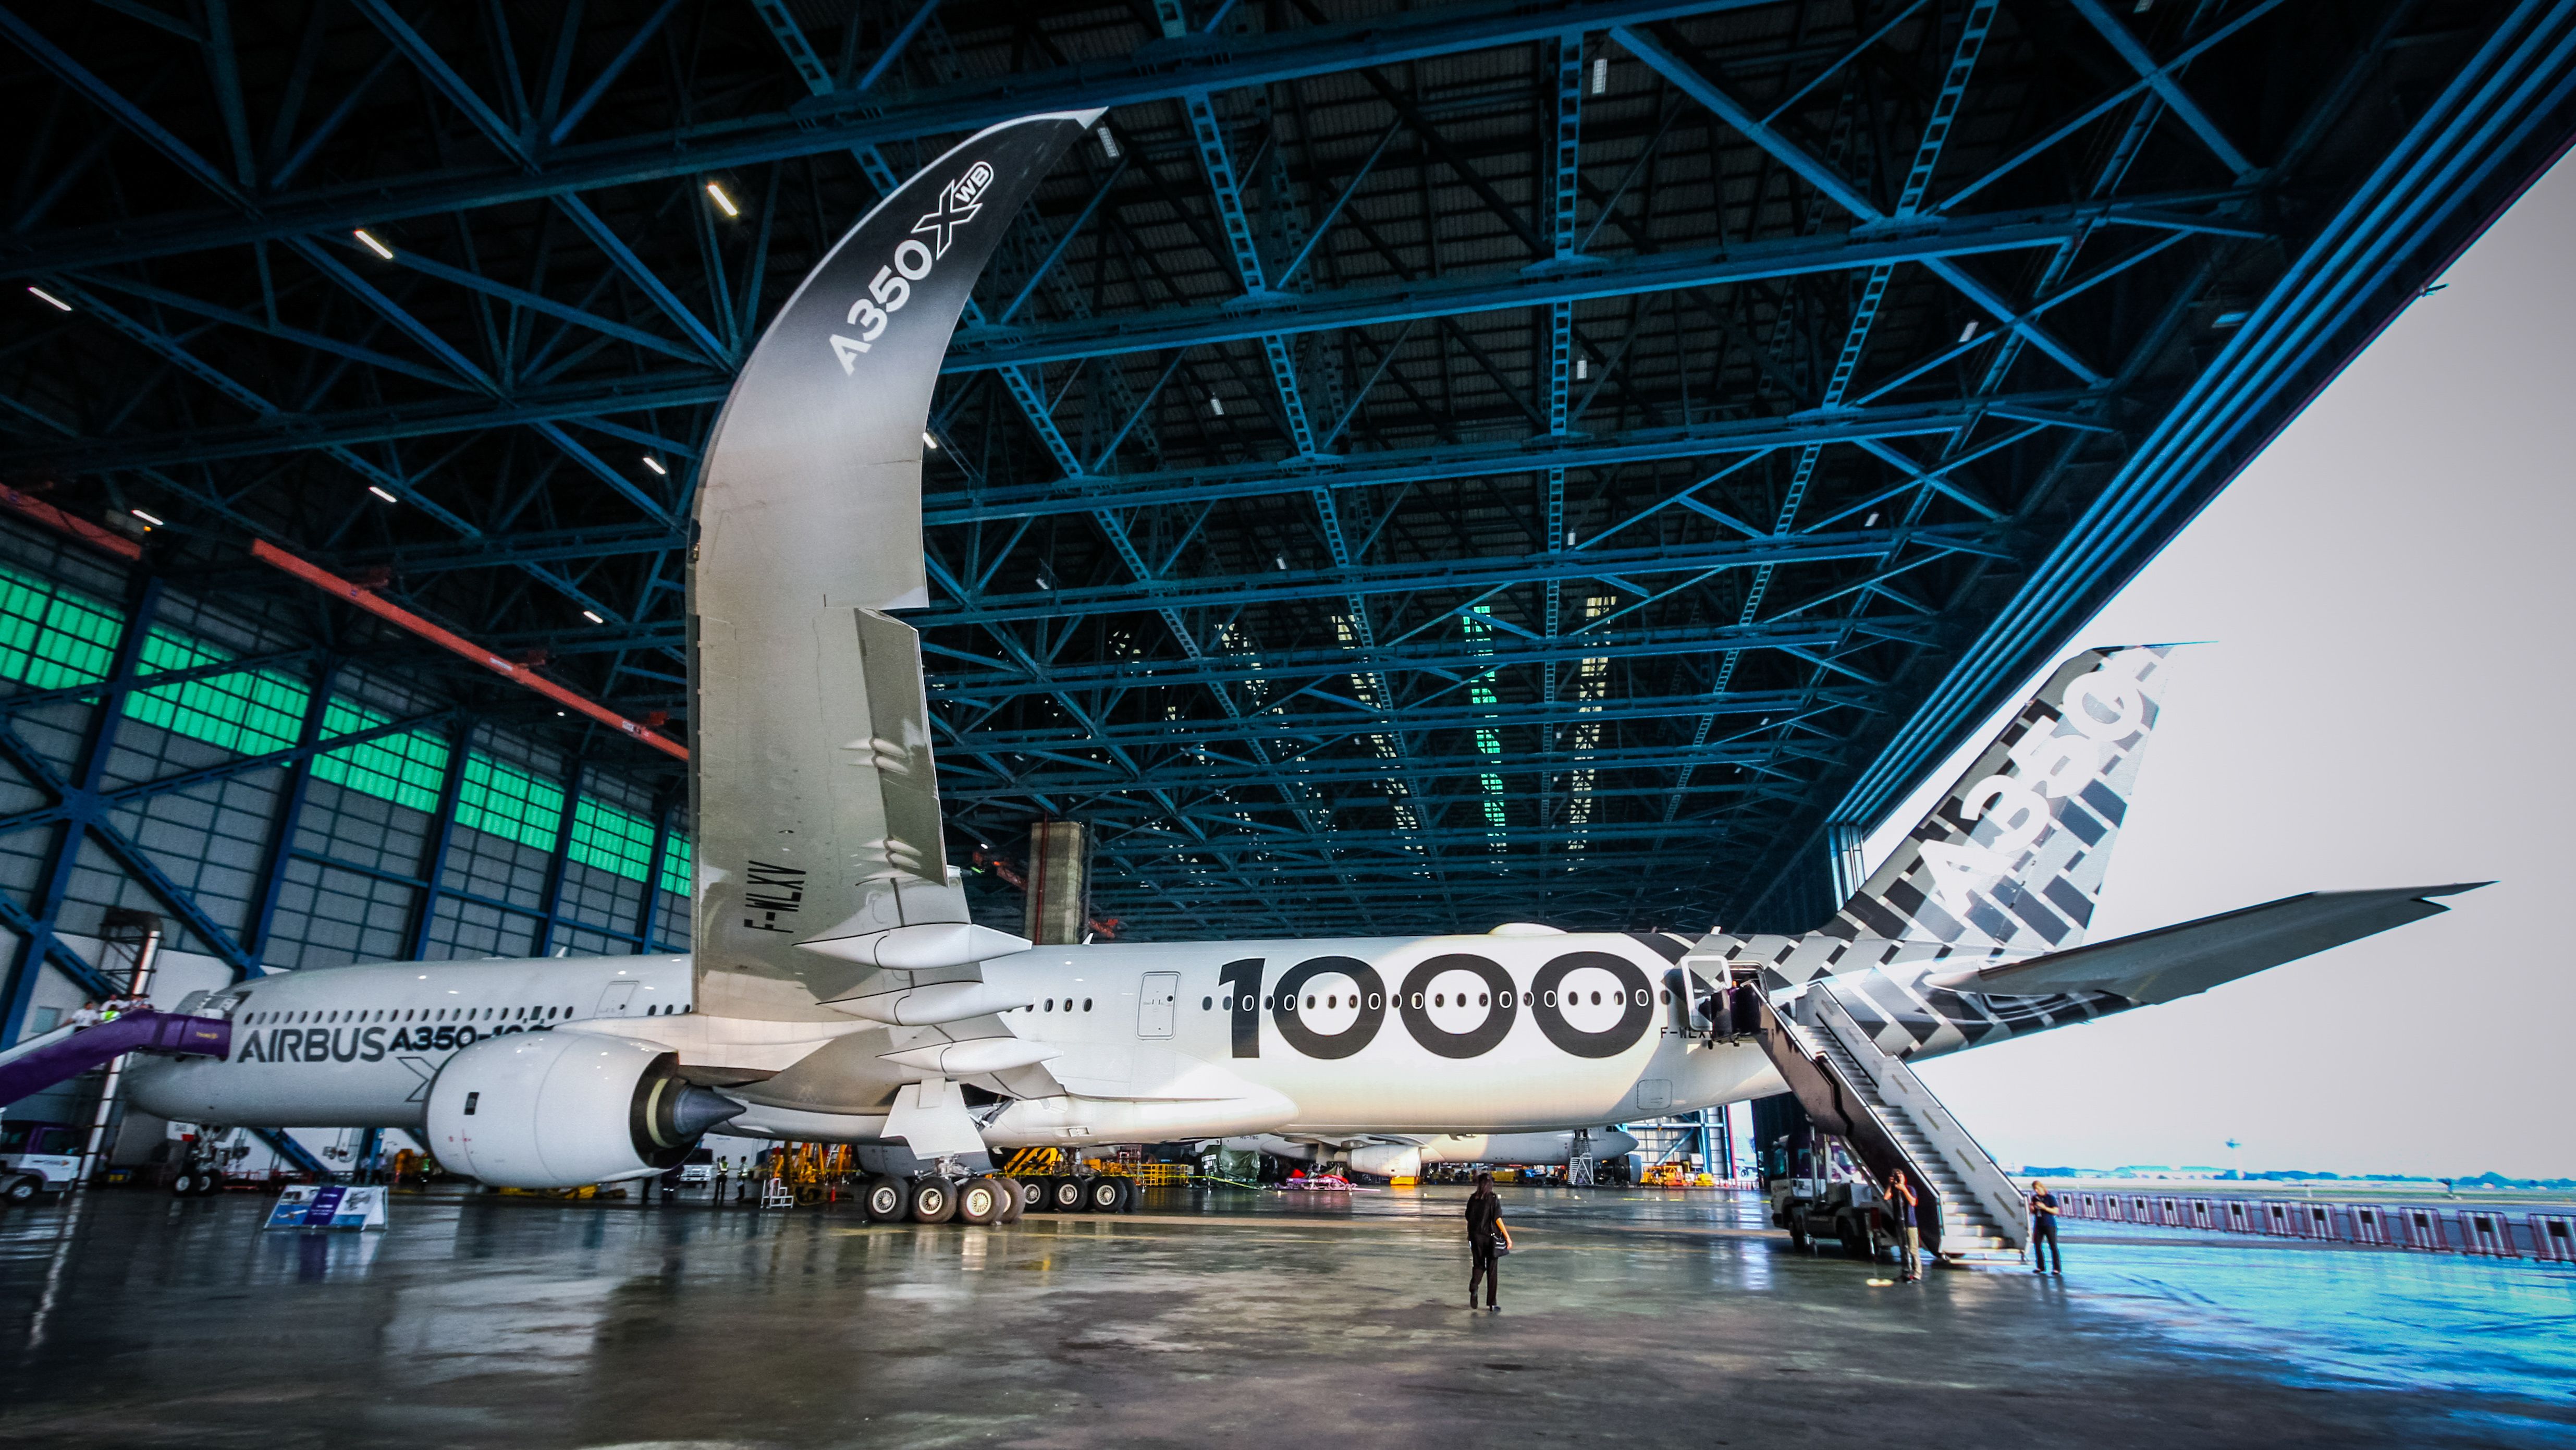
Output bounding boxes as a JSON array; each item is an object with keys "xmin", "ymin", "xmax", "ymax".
[{"xmin": 1465, "ymin": 1172, "xmax": 1512, "ymax": 1311}]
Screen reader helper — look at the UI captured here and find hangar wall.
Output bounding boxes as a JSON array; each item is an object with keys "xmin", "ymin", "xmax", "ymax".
[{"xmin": 0, "ymin": 518, "xmax": 692, "ymax": 1047}]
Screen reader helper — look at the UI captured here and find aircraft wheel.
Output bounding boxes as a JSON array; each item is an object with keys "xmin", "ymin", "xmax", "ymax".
[
  {"xmin": 1084, "ymin": 1176, "xmax": 1127, "ymax": 1213},
  {"xmin": 957, "ymin": 1176, "xmax": 1005, "ymax": 1225},
  {"xmin": 862, "ymin": 1175, "xmax": 907, "ymax": 1222},
  {"xmin": 3, "ymin": 1173, "xmax": 41, "ymax": 1205},
  {"xmin": 907, "ymin": 1176, "xmax": 957, "ymax": 1224},
  {"xmin": 993, "ymin": 1175, "xmax": 1026, "ymax": 1223},
  {"xmin": 1787, "ymin": 1222, "xmax": 1811, "ymax": 1252},
  {"xmin": 1020, "ymin": 1176, "xmax": 1054, "ymax": 1213},
  {"xmin": 199, "ymin": 1171, "xmax": 226, "ymax": 1196},
  {"xmin": 1047, "ymin": 1176, "xmax": 1087, "ymax": 1213},
  {"xmin": 170, "ymin": 1172, "xmax": 198, "ymax": 1197}
]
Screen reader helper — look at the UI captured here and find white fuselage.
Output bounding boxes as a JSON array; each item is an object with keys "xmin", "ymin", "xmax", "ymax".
[{"xmin": 128, "ymin": 933, "xmax": 1789, "ymax": 1143}]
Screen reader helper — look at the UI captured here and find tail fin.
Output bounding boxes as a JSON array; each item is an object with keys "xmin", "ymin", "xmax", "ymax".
[{"xmin": 1829, "ymin": 646, "xmax": 2178, "ymax": 952}]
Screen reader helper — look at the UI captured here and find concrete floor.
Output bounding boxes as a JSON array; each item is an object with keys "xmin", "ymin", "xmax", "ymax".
[{"xmin": 3, "ymin": 1184, "xmax": 2570, "ymax": 1448}]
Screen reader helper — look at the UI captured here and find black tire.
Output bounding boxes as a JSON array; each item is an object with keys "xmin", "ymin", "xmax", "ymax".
[
  {"xmin": 862, "ymin": 1175, "xmax": 908, "ymax": 1222},
  {"xmin": 994, "ymin": 1175, "xmax": 1026, "ymax": 1223},
  {"xmin": 1788, "ymin": 1221, "xmax": 1811, "ymax": 1252},
  {"xmin": 170, "ymin": 1172, "xmax": 198, "ymax": 1197},
  {"xmin": 198, "ymin": 1171, "xmax": 225, "ymax": 1197},
  {"xmin": 1114, "ymin": 1176, "xmax": 1140, "ymax": 1212},
  {"xmin": 1839, "ymin": 1221, "xmax": 1872, "ymax": 1260},
  {"xmin": 1084, "ymin": 1176, "xmax": 1127, "ymax": 1213},
  {"xmin": 907, "ymin": 1176, "xmax": 956, "ymax": 1224},
  {"xmin": 2, "ymin": 1174, "xmax": 39, "ymax": 1205},
  {"xmin": 1020, "ymin": 1176, "xmax": 1054, "ymax": 1213},
  {"xmin": 1047, "ymin": 1176, "xmax": 1087, "ymax": 1213},
  {"xmin": 957, "ymin": 1176, "xmax": 1005, "ymax": 1225}
]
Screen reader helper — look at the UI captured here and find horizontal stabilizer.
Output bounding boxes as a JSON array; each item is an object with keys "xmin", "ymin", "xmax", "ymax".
[{"xmin": 1929, "ymin": 883, "xmax": 2487, "ymax": 1005}]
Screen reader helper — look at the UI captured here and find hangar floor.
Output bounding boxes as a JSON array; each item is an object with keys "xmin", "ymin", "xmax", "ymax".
[{"xmin": 2, "ymin": 1185, "xmax": 2569, "ymax": 1448}]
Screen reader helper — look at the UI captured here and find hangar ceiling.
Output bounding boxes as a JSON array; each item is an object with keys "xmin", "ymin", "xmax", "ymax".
[{"xmin": 1, "ymin": 0, "xmax": 2570, "ymax": 941}]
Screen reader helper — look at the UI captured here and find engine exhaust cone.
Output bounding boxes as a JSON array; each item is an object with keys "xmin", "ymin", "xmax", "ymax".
[{"xmin": 670, "ymin": 1085, "xmax": 746, "ymax": 1140}]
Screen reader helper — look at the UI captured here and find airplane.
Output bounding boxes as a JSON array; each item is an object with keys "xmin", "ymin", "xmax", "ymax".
[{"xmin": 124, "ymin": 111, "xmax": 2477, "ymax": 1217}]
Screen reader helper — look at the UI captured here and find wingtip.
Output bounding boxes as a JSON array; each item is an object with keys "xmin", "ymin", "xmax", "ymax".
[{"xmin": 2416, "ymin": 881, "xmax": 2495, "ymax": 901}]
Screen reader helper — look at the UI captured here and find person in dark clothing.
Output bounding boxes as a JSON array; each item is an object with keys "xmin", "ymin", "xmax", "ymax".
[
  {"xmin": 1729, "ymin": 980, "xmax": 1763, "ymax": 1038},
  {"xmin": 1465, "ymin": 1172, "xmax": 1511, "ymax": 1311},
  {"xmin": 2028, "ymin": 1179, "xmax": 2063, "ymax": 1274},
  {"xmin": 1885, "ymin": 1169, "xmax": 1921, "ymax": 1282}
]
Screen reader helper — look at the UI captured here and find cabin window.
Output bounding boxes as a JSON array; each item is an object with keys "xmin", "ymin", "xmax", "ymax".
[
  {"xmin": 1202, "ymin": 996, "xmax": 1212, "ymax": 1010},
  {"xmin": 1044, "ymin": 999, "xmax": 1054, "ymax": 1012},
  {"xmin": 1083, "ymin": 999, "xmax": 1093, "ymax": 1012},
  {"xmin": 1304, "ymin": 996, "xmax": 1316, "ymax": 1010}
]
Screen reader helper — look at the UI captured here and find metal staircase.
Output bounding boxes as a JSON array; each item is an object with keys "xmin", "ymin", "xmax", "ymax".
[{"xmin": 1792, "ymin": 989, "xmax": 2026, "ymax": 1258}]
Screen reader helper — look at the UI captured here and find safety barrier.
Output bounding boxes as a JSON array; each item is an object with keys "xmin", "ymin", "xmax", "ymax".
[
  {"xmin": 2048, "ymin": 1190, "xmax": 2574, "ymax": 1264},
  {"xmin": 2528, "ymin": 1215, "xmax": 2576, "ymax": 1263}
]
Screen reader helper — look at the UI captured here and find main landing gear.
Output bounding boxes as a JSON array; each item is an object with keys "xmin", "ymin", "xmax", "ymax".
[
  {"xmin": 860, "ymin": 1173, "xmax": 1028, "ymax": 1225},
  {"xmin": 1021, "ymin": 1174, "xmax": 1135, "ymax": 1215}
]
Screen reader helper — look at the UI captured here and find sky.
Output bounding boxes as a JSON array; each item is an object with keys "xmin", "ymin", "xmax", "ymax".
[{"xmin": 1850, "ymin": 153, "xmax": 2576, "ymax": 1179}]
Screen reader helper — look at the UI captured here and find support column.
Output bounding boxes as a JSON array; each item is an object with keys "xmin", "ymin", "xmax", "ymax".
[
  {"xmin": 632, "ymin": 793, "xmax": 675, "ymax": 954},
  {"xmin": 401, "ymin": 718, "xmax": 474, "ymax": 960},
  {"xmin": 241, "ymin": 659, "xmax": 341, "ymax": 967},
  {"xmin": 533, "ymin": 756, "xmax": 586, "ymax": 955},
  {"xmin": 1022, "ymin": 819, "xmax": 1090, "ymax": 946}
]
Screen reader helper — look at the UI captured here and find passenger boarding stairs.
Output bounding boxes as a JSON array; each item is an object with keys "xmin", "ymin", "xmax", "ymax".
[
  {"xmin": 0, "ymin": 1012, "xmax": 231, "ymax": 1108},
  {"xmin": 1740, "ymin": 982, "xmax": 2028, "ymax": 1259}
]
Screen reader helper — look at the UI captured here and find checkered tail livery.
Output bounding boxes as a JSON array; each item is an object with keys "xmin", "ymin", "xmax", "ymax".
[{"xmin": 1829, "ymin": 646, "xmax": 2176, "ymax": 952}]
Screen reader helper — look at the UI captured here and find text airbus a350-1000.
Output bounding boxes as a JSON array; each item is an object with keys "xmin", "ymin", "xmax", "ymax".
[{"xmin": 127, "ymin": 113, "xmax": 2476, "ymax": 1196}]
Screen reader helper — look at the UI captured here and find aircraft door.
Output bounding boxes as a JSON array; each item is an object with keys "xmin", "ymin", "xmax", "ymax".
[
  {"xmin": 595, "ymin": 982, "xmax": 637, "ymax": 1015},
  {"xmin": 1138, "ymin": 972, "xmax": 1179, "ymax": 1039}
]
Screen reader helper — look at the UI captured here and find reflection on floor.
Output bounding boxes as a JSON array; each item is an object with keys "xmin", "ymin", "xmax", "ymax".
[{"xmin": 2, "ymin": 1185, "xmax": 2569, "ymax": 1448}]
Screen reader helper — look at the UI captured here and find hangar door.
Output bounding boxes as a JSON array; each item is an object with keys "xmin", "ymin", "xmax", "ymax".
[{"xmin": 1137, "ymin": 972, "xmax": 1180, "ymax": 1038}]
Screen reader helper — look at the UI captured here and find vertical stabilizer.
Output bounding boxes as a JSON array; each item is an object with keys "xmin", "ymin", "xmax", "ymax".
[{"xmin": 1828, "ymin": 647, "xmax": 2177, "ymax": 952}]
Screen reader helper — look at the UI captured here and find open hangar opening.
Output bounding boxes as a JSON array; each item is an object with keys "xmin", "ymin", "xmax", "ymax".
[{"xmin": 0, "ymin": 2, "xmax": 2570, "ymax": 1446}]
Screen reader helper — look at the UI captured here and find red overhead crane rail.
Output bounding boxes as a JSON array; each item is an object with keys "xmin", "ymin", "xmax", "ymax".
[{"xmin": 249, "ymin": 539, "xmax": 687, "ymax": 762}]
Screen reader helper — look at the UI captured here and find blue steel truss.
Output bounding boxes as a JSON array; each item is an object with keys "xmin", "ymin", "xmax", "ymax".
[{"xmin": 0, "ymin": 0, "xmax": 2566, "ymax": 965}]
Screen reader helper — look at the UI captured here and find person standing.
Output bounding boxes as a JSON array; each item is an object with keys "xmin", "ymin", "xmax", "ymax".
[
  {"xmin": 1465, "ymin": 1172, "xmax": 1511, "ymax": 1311},
  {"xmin": 2028, "ymin": 1179, "xmax": 2064, "ymax": 1275},
  {"xmin": 1886, "ymin": 1169, "xmax": 1922, "ymax": 1283}
]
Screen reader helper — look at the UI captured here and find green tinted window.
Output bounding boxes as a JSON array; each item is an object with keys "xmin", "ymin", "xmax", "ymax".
[
  {"xmin": 0, "ymin": 565, "xmax": 123, "ymax": 689},
  {"xmin": 568, "ymin": 796, "xmax": 656, "ymax": 881},
  {"xmin": 457, "ymin": 754, "xmax": 566, "ymax": 851},
  {"xmin": 128, "ymin": 629, "xmax": 310, "ymax": 755},
  {"xmin": 660, "ymin": 833, "xmax": 691, "ymax": 897},
  {"xmin": 310, "ymin": 700, "xmax": 450, "ymax": 813}
]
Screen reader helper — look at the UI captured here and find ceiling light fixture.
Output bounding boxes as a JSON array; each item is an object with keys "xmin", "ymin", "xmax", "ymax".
[
  {"xmin": 354, "ymin": 229, "xmax": 395, "ymax": 260},
  {"xmin": 582, "ymin": 610, "xmax": 605, "ymax": 623},
  {"xmin": 706, "ymin": 181, "xmax": 740, "ymax": 217},
  {"xmin": 640, "ymin": 455, "xmax": 666, "ymax": 475},
  {"xmin": 921, "ymin": 432, "xmax": 940, "ymax": 449},
  {"xmin": 130, "ymin": 509, "xmax": 164, "ymax": 527},
  {"xmin": 27, "ymin": 286, "xmax": 70, "ymax": 312},
  {"xmin": 1958, "ymin": 320, "xmax": 1979, "ymax": 343},
  {"xmin": 368, "ymin": 485, "xmax": 398, "ymax": 503},
  {"xmin": 1096, "ymin": 126, "xmax": 1121, "ymax": 160},
  {"xmin": 1590, "ymin": 57, "xmax": 1609, "ymax": 94},
  {"xmin": 1209, "ymin": 395, "xmax": 1224, "ymax": 416}
]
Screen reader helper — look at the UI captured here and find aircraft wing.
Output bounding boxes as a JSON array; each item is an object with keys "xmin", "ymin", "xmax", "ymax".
[{"xmin": 1932, "ymin": 883, "xmax": 2487, "ymax": 1005}]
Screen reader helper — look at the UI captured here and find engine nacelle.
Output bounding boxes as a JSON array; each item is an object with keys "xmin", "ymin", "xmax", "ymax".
[{"xmin": 424, "ymin": 1030, "xmax": 741, "ymax": 1189}]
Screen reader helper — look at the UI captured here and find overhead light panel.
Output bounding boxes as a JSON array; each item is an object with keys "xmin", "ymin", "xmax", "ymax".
[
  {"xmin": 921, "ymin": 432, "xmax": 939, "ymax": 450},
  {"xmin": 354, "ymin": 229, "xmax": 395, "ymax": 260},
  {"xmin": 640, "ymin": 455, "xmax": 666, "ymax": 475},
  {"xmin": 27, "ymin": 286, "xmax": 70, "ymax": 312},
  {"xmin": 130, "ymin": 509, "xmax": 164, "ymax": 527},
  {"xmin": 1958, "ymin": 320, "xmax": 1979, "ymax": 343},
  {"xmin": 1575, "ymin": 356, "xmax": 1588, "ymax": 380},
  {"xmin": 367, "ymin": 486, "xmax": 398, "ymax": 503},
  {"xmin": 706, "ymin": 181, "xmax": 740, "ymax": 218},
  {"xmin": 1209, "ymin": 395, "xmax": 1224, "ymax": 416},
  {"xmin": 1096, "ymin": 126, "xmax": 1120, "ymax": 160},
  {"xmin": 1590, "ymin": 57, "xmax": 1608, "ymax": 94},
  {"xmin": 582, "ymin": 610, "xmax": 605, "ymax": 624}
]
